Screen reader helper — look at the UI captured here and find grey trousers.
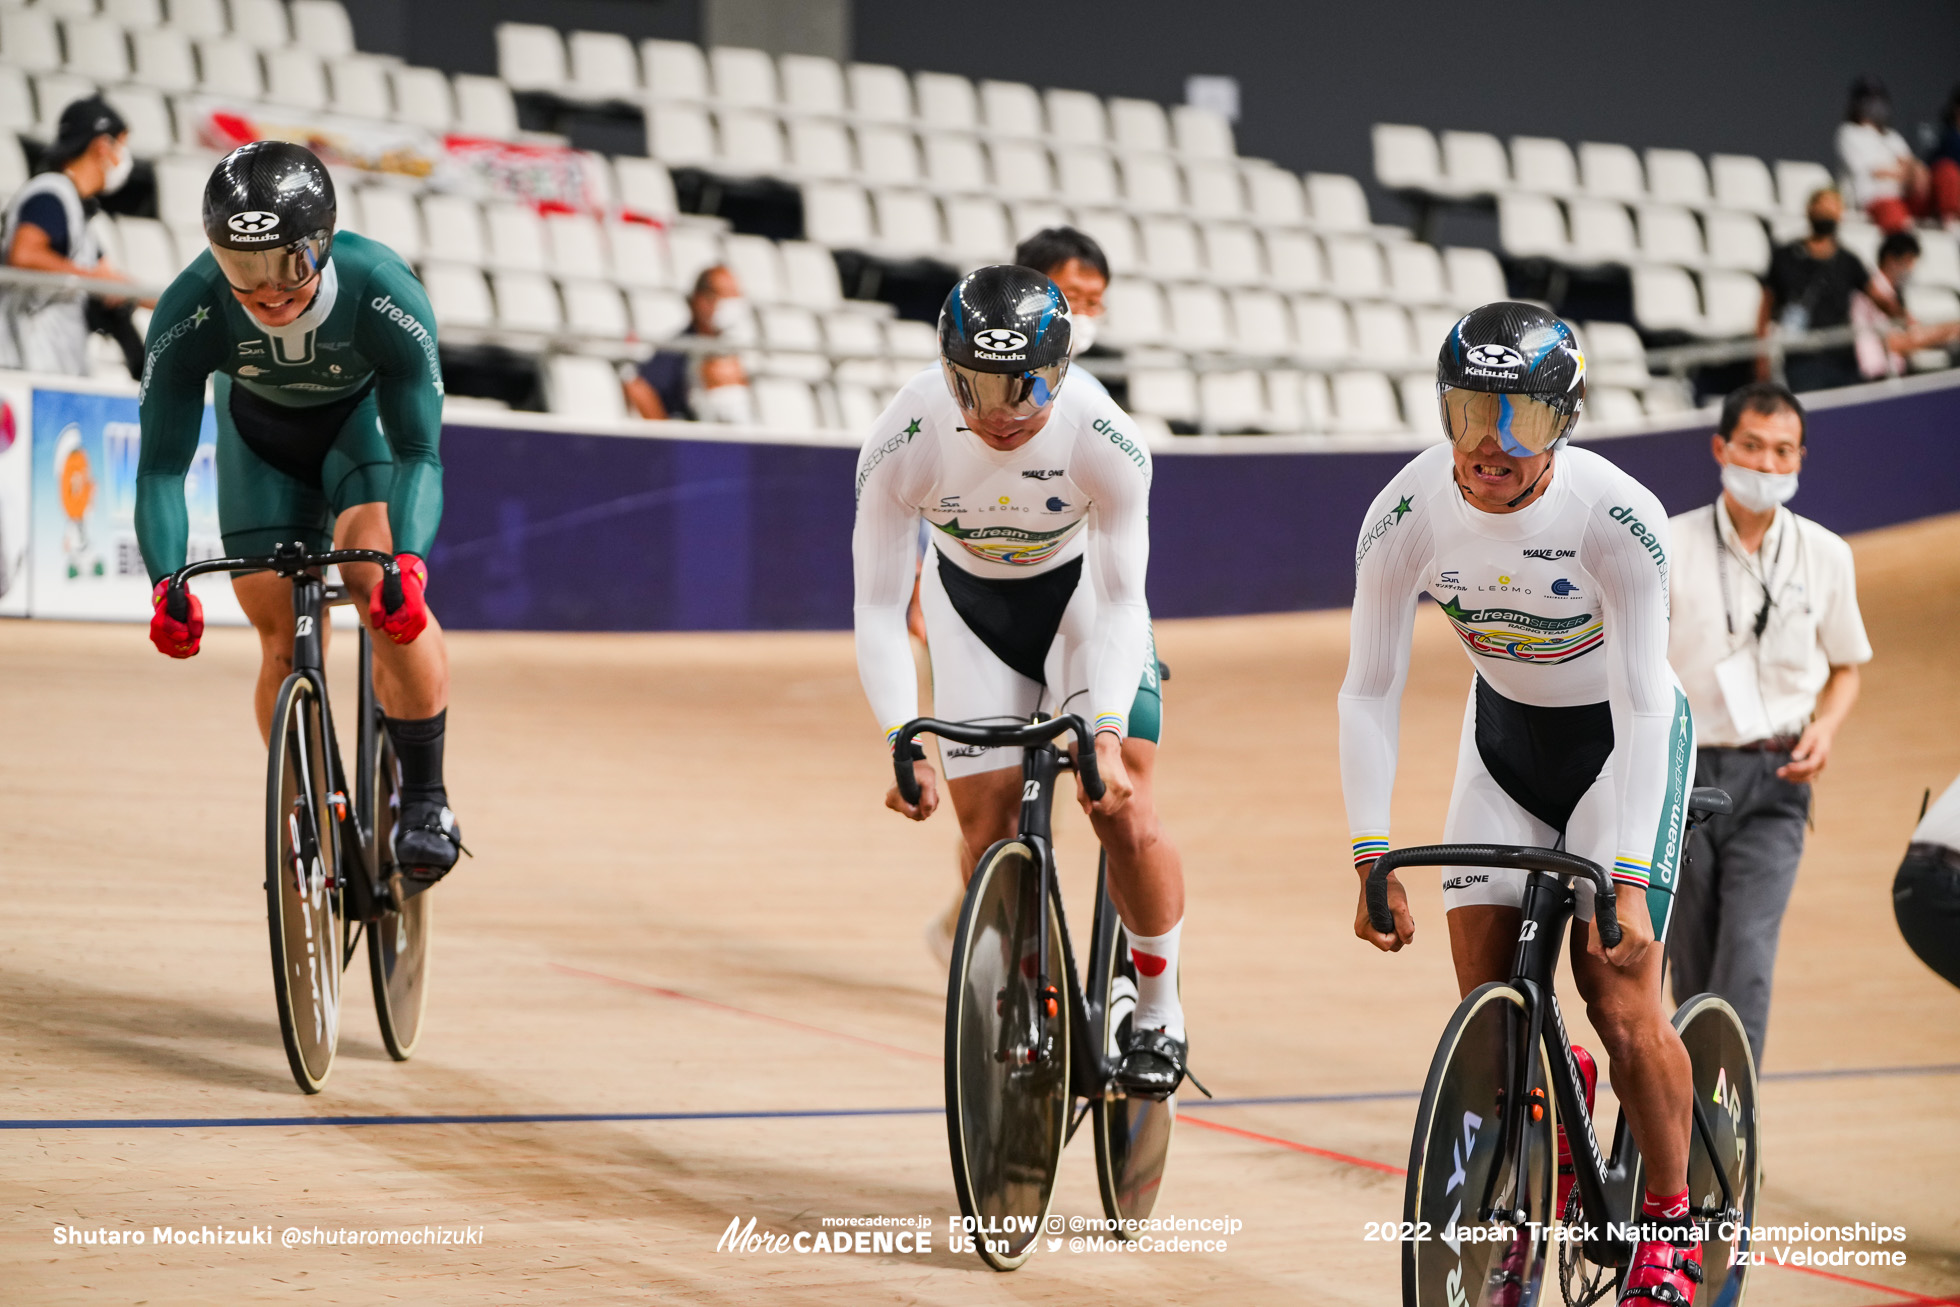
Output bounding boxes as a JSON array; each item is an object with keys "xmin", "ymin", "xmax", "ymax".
[{"xmin": 1666, "ymin": 746, "xmax": 1812, "ymax": 1069}]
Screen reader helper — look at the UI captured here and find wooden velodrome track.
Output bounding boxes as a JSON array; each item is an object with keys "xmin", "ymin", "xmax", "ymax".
[{"xmin": 3, "ymin": 514, "xmax": 1958, "ymax": 1306}]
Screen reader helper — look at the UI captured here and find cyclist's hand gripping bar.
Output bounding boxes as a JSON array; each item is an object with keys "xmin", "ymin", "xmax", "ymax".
[
  {"xmin": 1364, "ymin": 845, "xmax": 1623, "ymax": 950},
  {"xmin": 891, "ymin": 716, "xmax": 1105, "ymax": 806}
]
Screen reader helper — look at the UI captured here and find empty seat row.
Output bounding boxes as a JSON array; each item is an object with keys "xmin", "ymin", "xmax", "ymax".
[
  {"xmin": 1104, "ymin": 285, "xmax": 1472, "ymax": 367},
  {"xmin": 0, "ymin": 0, "xmax": 353, "ymax": 53},
  {"xmin": 498, "ymin": 28, "xmax": 1235, "ymax": 156},
  {"xmin": 1499, "ymin": 194, "xmax": 1775, "ymax": 272},
  {"xmin": 544, "ymin": 354, "xmax": 916, "ymax": 434},
  {"xmin": 1631, "ymin": 265, "xmax": 1766, "ymax": 337},
  {"xmin": 1375, "ymin": 124, "xmax": 1834, "ymax": 218}
]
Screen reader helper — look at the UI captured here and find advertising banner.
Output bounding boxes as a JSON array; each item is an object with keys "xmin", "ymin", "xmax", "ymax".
[
  {"xmin": 26, "ymin": 387, "xmax": 244, "ymax": 624},
  {"xmin": 0, "ymin": 380, "xmax": 27, "ymax": 616}
]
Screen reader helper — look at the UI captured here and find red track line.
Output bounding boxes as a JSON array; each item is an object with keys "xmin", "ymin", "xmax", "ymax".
[
  {"xmin": 1179, "ymin": 1114, "xmax": 1406, "ymax": 1176},
  {"xmin": 550, "ymin": 963, "xmax": 939, "ymax": 1063},
  {"xmin": 1774, "ymin": 1262, "xmax": 1960, "ymax": 1304}
]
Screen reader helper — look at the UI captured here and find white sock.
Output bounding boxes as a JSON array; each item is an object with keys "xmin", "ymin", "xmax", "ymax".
[{"xmin": 1125, "ymin": 919, "xmax": 1184, "ymax": 1041}]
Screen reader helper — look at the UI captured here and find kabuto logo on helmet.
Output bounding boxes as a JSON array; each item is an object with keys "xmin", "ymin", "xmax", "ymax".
[
  {"xmin": 1465, "ymin": 343, "xmax": 1525, "ymax": 370},
  {"xmin": 228, "ymin": 211, "xmax": 281, "ymax": 235},
  {"xmin": 974, "ymin": 328, "xmax": 1029, "ymax": 353}
]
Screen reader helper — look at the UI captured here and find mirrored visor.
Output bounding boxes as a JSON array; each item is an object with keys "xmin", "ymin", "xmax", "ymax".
[
  {"xmin": 1437, "ymin": 383, "xmax": 1576, "ymax": 458},
  {"xmin": 941, "ymin": 358, "xmax": 1067, "ymax": 422},
  {"xmin": 211, "ymin": 234, "xmax": 328, "ymax": 294}
]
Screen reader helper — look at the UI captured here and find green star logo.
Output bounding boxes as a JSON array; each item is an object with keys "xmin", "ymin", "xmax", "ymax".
[
  {"xmin": 1393, "ymin": 496, "xmax": 1413, "ymax": 521},
  {"xmin": 903, "ymin": 418, "xmax": 922, "ymax": 436},
  {"xmin": 191, "ymin": 305, "xmax": 210, "ymax": 326}
]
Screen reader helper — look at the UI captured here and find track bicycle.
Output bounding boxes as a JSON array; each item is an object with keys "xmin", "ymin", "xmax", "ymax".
[
  {"xmin": 163, "ymin": 542, "xmax": 435, "ymax": 1094},
  {"xmin": 1364, "ymin": 787, "xmax": 1760, "ymax": 1306},
  {"xmin": 893, "ymin": 713, "xmax": 1203, "ymax": 1271}
]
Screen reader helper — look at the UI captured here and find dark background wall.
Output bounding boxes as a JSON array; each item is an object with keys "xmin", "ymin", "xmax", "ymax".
[{"xmin": 339, "ymin": 0, "xmax": 1960, "ymax": 231}]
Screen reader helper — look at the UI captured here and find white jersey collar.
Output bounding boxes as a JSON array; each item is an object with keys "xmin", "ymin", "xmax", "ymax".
[{"xmin": 256, "ymin": 258, "xmax": 339, "ymax": 350}]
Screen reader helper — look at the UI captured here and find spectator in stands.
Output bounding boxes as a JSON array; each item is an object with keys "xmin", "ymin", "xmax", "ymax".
[
  {"xmin": 1756, "ymin": 187, "xmax": 1903, "ymax": 392},
  {"xmin": 1836, "ymin": 76, "xmax": 1931, "ymax": 235},
  {"xmin": 0, "ymin": 97, "xmax": 136, "ymax": 376},
  {"xmin": 621, "ymin": 264, "xmax": 753, "ymax": 423},
  {"xmin": 1854, "ymin": 230, "xmax": 1960, "ymax": 379},
  {"xmin": 1929, "ymin": 85, "xmax": 1960, "ymax": 228},
  {"xmin": 1014, "ymin": 225, "xmax": 1108, "ymax": 360}
]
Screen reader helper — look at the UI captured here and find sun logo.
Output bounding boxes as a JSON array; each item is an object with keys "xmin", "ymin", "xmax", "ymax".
[
  {"xmin": 1499, "ymin": 574, "xmax": 1511, "ymax": 585},
  {"xmin": 997, "ymin": 495, "xmax": 1010, "ymax": 505}
]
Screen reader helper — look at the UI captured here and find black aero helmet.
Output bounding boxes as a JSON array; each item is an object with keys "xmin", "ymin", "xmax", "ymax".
[
  {"xmin": 1436, "ymin": 301, "xmax": 1586, "ymax": 457},
  {"xmin": 202, "ymin": 140, "xmax": 336, "ymax": 292},
  {"xmin": 938, "ymin": 265, "xmax": 1070, "ymax": 426}
]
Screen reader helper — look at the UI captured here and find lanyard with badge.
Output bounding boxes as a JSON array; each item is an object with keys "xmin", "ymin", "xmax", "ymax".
[{"xmin": 1711, "ymin": 509, "xmax": 1804, "ymax": 740}]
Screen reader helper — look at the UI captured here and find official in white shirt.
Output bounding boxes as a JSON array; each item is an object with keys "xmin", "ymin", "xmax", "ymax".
[{"xmin": 1665, "ymin": 382, "xmax": 1872, "ymax": 1067}]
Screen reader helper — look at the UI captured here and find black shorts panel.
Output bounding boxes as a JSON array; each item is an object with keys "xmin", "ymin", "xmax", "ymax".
[
  {"xmin": 228, "ymin": 377, "xmax": 376, "ymax": 488},
  {"xmin": 1473, "ymin": 676, "xmax": 1613, "ymax": 834},
  {"xmin": 935, "ymin": 552, "xmax": 1083, "ymax": 686}
]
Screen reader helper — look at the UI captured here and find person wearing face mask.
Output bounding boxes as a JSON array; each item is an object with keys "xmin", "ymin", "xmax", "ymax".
[
  {"xmin": 621, "ymin": 264, "xmax": 753, "ymax": 423},
  {"xmin": 1853, "ymin": 230, "xmax": 1960, "ymax": 379},
  {"xmin": 1835, "ymin": 76, "xmax": 1932, "ymax": 235},
  {"xmin": 1756, "ymin": 187, "xmax": 1902, "ymax": 392},
  {"xmin": 1013, "ymin": 226, "xmax": 1111, "ymax": 391},
  {"xmin": 0, "ymin": 97, "xmax": 138, "ymax": 376},
  {"xmin": 1663, "ymin": 383, "xmax": 1871, "ymax": 1070}
]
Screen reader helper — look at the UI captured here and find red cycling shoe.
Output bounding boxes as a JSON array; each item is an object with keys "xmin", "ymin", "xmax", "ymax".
[
  {"xmin": 1557, "ymin": 1044, "xmax": 1598, "ymax": 1218},
  {"xmin": 1620, "ymin": 1233, "xmax": 1704, "ymax": 1304}
]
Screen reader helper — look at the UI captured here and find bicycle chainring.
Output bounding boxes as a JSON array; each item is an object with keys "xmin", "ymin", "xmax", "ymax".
[{"xmin": 1559, "ymin": 1187, "xmax": 1617, "ymax": 1307}]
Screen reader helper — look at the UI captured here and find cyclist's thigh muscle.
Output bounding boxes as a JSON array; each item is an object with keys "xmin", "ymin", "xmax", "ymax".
[
  {"xmin": 919, "ymin": 551, "xmax": 1042, "ymax": 778},
  {"xmin": 1442, "ymin": 682, "xmax": 1556, "ymax": 911}
]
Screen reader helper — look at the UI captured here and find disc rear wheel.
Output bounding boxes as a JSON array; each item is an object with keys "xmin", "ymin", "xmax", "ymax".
[
  {"xmin": 1091, "ymin": 856, "xmax": 1175, "ymax": 1231},
  {"xmin": 1674, "ymin": 993, "xmax": 1761, "ymax": 1306},
  {"xmin": 946, "ymin": 839, "xmax": 1068, "ymax": 1271},
  {"xmin": 367, "ymin": 727, "xmax": 432, "ymax": 1060},
  {"xmin": 266, "ymin": 674, "xmax": 343, "ymax": 1094},
  {"xmin": 1405, "ymin": 982, "xmax": 1556, "ymax": 1307}
]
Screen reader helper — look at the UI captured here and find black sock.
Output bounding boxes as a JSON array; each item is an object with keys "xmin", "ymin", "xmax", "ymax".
[{"xmin": 384, "ymin": 710, "xmax": 447, "ymax": 805}]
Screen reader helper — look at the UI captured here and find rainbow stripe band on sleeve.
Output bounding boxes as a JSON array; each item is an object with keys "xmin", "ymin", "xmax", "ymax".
[
  {"xmin": 1351, "ymin": 836, "xmax": 1391, "ymax": 868},
  {"xmin": 884, "ymin": 724, "xmax": 903, "ymax": 750},
  {"xmin": 1611, "ymin": 856, "xmax": 1652, "ymax": 888},
  {"xmin": 1093, "ymin": 712, "xmax": 1126, "ymax": 739}
]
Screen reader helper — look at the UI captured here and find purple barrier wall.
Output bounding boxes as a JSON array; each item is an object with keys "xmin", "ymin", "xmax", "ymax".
[{"xmin": 431, "ymin": 378, "xmax": 1960, "ymax": 631}]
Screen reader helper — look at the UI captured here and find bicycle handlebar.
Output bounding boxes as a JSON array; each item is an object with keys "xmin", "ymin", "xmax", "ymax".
[
  {"xmin": 164, "ymin": 546, "xmax": 401, "ymax": 611},
  {"xmin": 891, "ymin": 715, "xmax": 1105, "ymax": 806},
  {"xmin": 1365, "ymin": 844, "xmax": 1623, "ymax": 950}
]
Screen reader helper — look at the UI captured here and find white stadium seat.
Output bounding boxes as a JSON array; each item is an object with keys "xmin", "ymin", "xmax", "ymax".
[
  {"xmin": 1567, "ymin": 198, "xmax": 1637, "ymax": 265},
  {"xmin": 1057, "ymin": 147, "xmax": 1118, "ymax": 206},
  {"xmin": 855, "ymin": 124, "xmax": 920, "ymax": 186},
  {"xmin": 1579, "ymin": 142, "xmax": 1644, "ymax": 201},
  {"xmin": 1700, "ymin": 270, "xmax": 1762, "ymax": 336},
  {"xmin": 131, "ymin": 28, "xmax": 197, "ymax": 91},
  {"xmin": 981, "ymin": 80, "xmax": 1042, "ymax": 138},
  {"xmin": 871, "ymin": 189, "xmax": 944, "ymax": 258},
  {"xmin": 1291, "ymin": 296, "xmax": 1354, "ymax": 361},
  {"xmin": 563, "ymin": 281, "xmax": 630, "ymax": 338},
  {"xmin": 63, "ymin": 19, "xmax": 130, "ymax": 81},
  {"xmin": 847, "ymin": 63, "xmax": 911, "ymax": 122},
  {"xmin": 391, "ymin": 66, "xmax": 453, "ymax": 131},
  {"xmin": 152, "ymin": 154, "xmax": 208, "ymax": 227},
  {"xmin": 754, "ymin": 378, "xmax": 820, "ymax": 430},
  {"xmin": 544, "ymin": 212, "xmax": 607, "ymax": 280},
  {"xmin": 103, "ymin": 84, "xmax": 173, "ymax": 156},
  {"xmin": 1774, "ymin": 160, "xmax": 1834, "ymax": 216},
  {"xmin": 1185, "ymin": 160, "xmax": 1245, "ymax": 219},
  {"xmin": 1710, "ymin": 154, "xmax": 1777, "ymax": 216},
  {"xmin": 1120, "ymin": 153, "xmax": 1182, "ymax": 212},
  {"xmin": 1140, "ymin": 215, "xmax": 1201, "ymax": 281},
  {"xmin": 1441, "ymin": 131, "xmax": 1508, "ymax": 196},
  {"xmin": 107, "ymin": 0, "xmax": 165, "ymax": 30},
  {"xmin": 614, "ymin": 157, "xmax": 678, "ymax": 218},
  {"xmin": 922, "ymin": 132, "xmax": 987, "ymax": 194},
  {"xmin": 628, "ymin": 288, "xmax": 690, "ymax": 340},
  {"xmin": 1200, "ymin": 223, "xmax": 1263, "ymax": 286},
  {"xmin": 1588, "ymin": 386, "xmax": 1646, "ymax": 425},
  {"xmin": 1100, "ymin": 278, "xmax": 1168, "ymax": 348},
  {"xmin": 1645, "ymin": 148, "xmax": 1710, "ymax": 209},
  {"xmin": 1498, "ymin": 193, "xmax": 1569, "ymax": 259},
  {"xmin": 787, "ymin": 117, "xmax": 854, "ymax": 178},
  {"xmin": 722, "ymin": 232, "xmax": 784, "ymax": 303},
  {"xmin": 1412, "ymin": 306, "xmax": 1462, "ymax": 355},
  {"xmin": 493, "ymin": 271, "xmax": 562, "ymax": 333},
  {"xmin": 424, "ymin": 263, "xmax": 494, "ymax": 328},
  {"xmin": 1578, "ymin": 321, "xmax": 1650, "ymax": 387},
  {"xmin": 167, "ymin": 0, "xmax": 229, "ymax": 40},
  {"xmin": 115, "ymin": 216, "xmax": 181, "ymax": 285},
  {"xmin": 359, "ymin": 187, "xmax": 425, "ymax": 261},
  {"xmin": 1044, "ymin": 88, "xmax": 1106, "ymax": 145},
  {"xmin": 1167, "ymin": 283, "xmax": 1231, "ymax": 352},
  {"xmin": 1373, "ymin": 123, "xmax": 1440, "ymax": 191},
  {"xmin": 1305, "ymin": 173, "xmax": 1370, "ymax": 232},
  {"xmin": 291, "ymin": 1, "xmax": 355, "ymax": 57},
  {"xmin": 0, "ymin": 137, "xmax": 26, "ymax": 201},
  {"xmin": 1631, "ymin": 264, "xmax": 1702, "ymax": 333},
  {"xmin": 643, "ymin": 39, "xmax": 709, "ymax": 102},
  {"xmin": 605, "ymin": 220, "xmax": 672, "ymax": 289},
  {"xmin": 1265, "ymin": 230, "xmax": 1325, "ymax": 291},
  {"xmin": 1009, "ymin": 200, "xmax": 1068, "ymax": 241},
  {"xmin": 497, "ymin": 23, "xmax": 565, "ymax": 92},
  {"xmin": 484, "ymin": 204, "xmax": 547, "ymax": 274},
  {"xmin": 1331, "ymin": 371, "xmax": 1404, "ymax": 433},
  {"xmin": 1637, "ymin": 204, "xmax": 1704, "ymax": 266},
  {"xmin": 0, "ymin": 68, "xmax": 37, "ymax": 131},
  {"xmin": 568, "ymin": 30, "xmax": 640, "ymax": 99},
  {"xmin": 454, "ymin": 74, "xmax": 518, "ymax": 137},
  {"xmin": 1914, "ymin": 232, "xmax": 1960, "ymax": 290},
  {"xmin": 1904, "ymin": 284, "xmax": 1960, "ymax": 324},
  {"xmin": 944, "ymin": 196, "xmax": 1011, "ymax": 263},
  {"xmin": 913, "ymin": 71, "xmax": 977, "ymax": 131},
  {"xmin": 1704, "ymin": 211, "xmax": 1770, "ymax": 273},
  {"xmin": 1200, "ymin": 370, "xmax": 1267, "ymax": 433},
  {"xmin": 1172, "ymin": 104, "xmax": 1233, "ymax": 159},
  {"xmin": 779, "ymin": 53, "xmax": 844, "ymax": 115},
  {"xmin": 1325, "ymin": 234, "xmax": 1387, "ymax": 298},
  {"xmin": 546, "ymin": 355, "xmax": 628, "ymax": 420},
  {"xmin": 647, "ymin": 102, "xmax": 717, "ymax": 167},
  {"xmin": 718, "ymin": 109, "xmax": 786, "ymax": 174},
  {"xmin": 711, "ymin": 46, "xmax": 777, "ymax": 107},
  {"xmin": 1353, "ymin": 302, "xmax": 1418, "ymax": 369},
  {"xmin": 1073, "ymin": 210, "xmax": 1139, "ymax": 274},
  {"xmin": 1443, "ymin": 247, "xmax": 1506, "ymax": 307},
  {"xmin": 989, "ymin": 140, "xmax": 1055, "ymax": 199},
  {"xmin": 1245, "ymin": 165, "xmax": 1307, "ymax": 227},
  {"xmin": 803, "ymin": 181, "xmax": 874, "ymax": 248},
  {"xmin": 327, "ymin": 56, "xmax": 392, "ymax": 117},
  {"xmin": 1128, "ymin": 367, "xmax": 1198, "ymax": 425},
  {"xmin": 1228, "ymin": 288, "xmax": 1292, "ymax": 355},
  {"xmin": 421, "ymin": 194, "xmax": 487, "ymax": 265},
  {"xmin": 264, "ymin": 47, "xmax": 328, "ymax": 110},
  {"xmin": 1385, "ymin": 240, "xmax": 1448, "ymax": 305},
  {"xmin": 1110, "ymin": 98, "xmax": 1170, "ymax": 153},
  {"xmin": 1510, "ymin": 136, "xmax": 1578, "ymax": 195},
  {"xmin": 666, "ymin": 226, "xmax": 724, "ymax": 289},
  {"xmin": 230, "ymin": 0, "xmax": 291, "ymax": 48}
]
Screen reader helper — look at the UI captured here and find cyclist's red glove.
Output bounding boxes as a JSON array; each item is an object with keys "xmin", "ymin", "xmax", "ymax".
[
  {"xmin": 149, "ymin": 579, "xmax": 203, "ymax": 658},
  {"xmin": 369, "ymin": 553, "xmax": 429, "ymax": 644}
]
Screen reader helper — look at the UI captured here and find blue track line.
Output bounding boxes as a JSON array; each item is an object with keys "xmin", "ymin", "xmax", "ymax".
[{"xmin": 3, "ymin": 1063, "xmax": 1953, "ymax": 1132}]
